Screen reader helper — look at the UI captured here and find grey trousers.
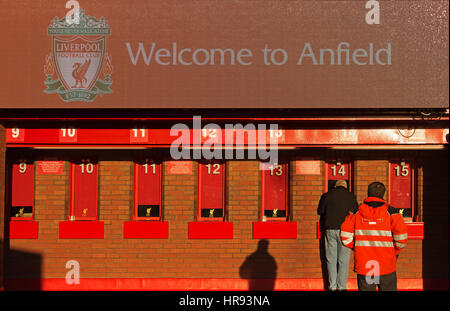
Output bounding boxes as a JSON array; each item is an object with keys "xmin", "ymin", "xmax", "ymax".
[{"xmin": 324, "ymin": 229, "xmax": 351, "ymax": 290}]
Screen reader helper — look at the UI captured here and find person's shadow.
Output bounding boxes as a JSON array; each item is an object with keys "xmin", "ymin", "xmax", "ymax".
[{"xmin": 239, "ymin": 239, "xmax": 277, "ymax": 291}]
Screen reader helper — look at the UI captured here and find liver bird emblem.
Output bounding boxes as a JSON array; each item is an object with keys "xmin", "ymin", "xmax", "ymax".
[{"xmin": 72, "ymin": 59, "xmax": 91, "ymax": 88}]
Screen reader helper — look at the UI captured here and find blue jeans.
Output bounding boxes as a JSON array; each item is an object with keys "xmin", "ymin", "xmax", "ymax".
[{"xmin": 324, "ymin": 229, "xmax": 351, "ymax": 290}]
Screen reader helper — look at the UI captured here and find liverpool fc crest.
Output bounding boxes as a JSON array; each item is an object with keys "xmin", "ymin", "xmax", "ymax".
[{"xmin": 44, "ymin": 10, "xmax": 113, "ymax": 102}]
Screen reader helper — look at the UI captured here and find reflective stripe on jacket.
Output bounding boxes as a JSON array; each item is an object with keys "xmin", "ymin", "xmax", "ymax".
[{"xmin": 340, "ymin": 197, "xmax": 408, "ymax": 276}]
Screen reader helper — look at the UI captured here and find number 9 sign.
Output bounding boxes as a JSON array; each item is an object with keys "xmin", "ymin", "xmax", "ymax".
[{"xmin": 7, "ymin": 128, "xmax": 25, "ymax": 142}]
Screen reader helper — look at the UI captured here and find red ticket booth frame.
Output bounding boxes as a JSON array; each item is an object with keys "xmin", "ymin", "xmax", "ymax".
[
  {"xmin": 133, "ymin": 160, "xmax": 163, "ymax": 221},
  {"xmin": 260, "ymin": 162, "xmax": 290, "ymax": 221},
  {"xmin": 189, "ymin": 161, "xmax": 232, "ymax": 239},
  {"xmin": 253, "ymin": 162, "xmax": 297, "ymax": 239},
  {"xmin": 388, "ymin": 159, "xmax": 418, "ymax": 222},
  {"xmin": 69, "ymin": 159, "xmax": 99, "ymax": 221},
  {"xmin": 124, "ymin": 160, "xmax": 168, "ymax": 239},
  {"xmin": 8, "ymin": 159, "xmax": 39, "ymax": 239},
  {"xmin": 60, "ymin": 159, "xmax": 103, "ymax": 239},
  {"xmin": 197, "ymin": 161, "xmax": 226, "ymax": 222},
  {"xmin": 9, "ymin": 159, "xmax": 34, "ymax": 221},
  {"xmin": 318, "ymin": 159, "xmax": 353, "ymax": 239}
]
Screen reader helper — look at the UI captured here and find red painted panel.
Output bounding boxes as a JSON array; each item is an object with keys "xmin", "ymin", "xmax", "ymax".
[
  {"xmin": 58, "ymin": 128, "xmax": 77, "ymax": 142},
  {"xmin": 252, "ymin": 222, "xmax": 297, "ymax": 239},
  {"xmin": 59, "ymin": 221, "xmax": 104, "ymax": 239},
  {"xmin": 77, "ymin": 129, "xmax": 128, "ymax": 144},
  {"xmin": 167, "ymin": 161, "xmax": 192, "ymax": 174},
  {"xmin": 261, "ymin": 163, "xmax": 288, "ymax": 221},
  {"xmin": 389, "ymin": 160, "xmax": 413, "ymax": 218},
  {"xmin": 5, "ymin": 127, "xmax": 448, "ymax": 146},
  {"xmin": 296, "ymin": 160, "xmax": 321, "ymax": 175},
  {"xmin": 11, "ymin": 160, "xmax": 34, "ymax": 209},
  {"xmin": 327, "ymin": 162, "xmax": 349, "ymax": 181},
  {"xmin": 9, "ymin": 221, "xmax": 39, "ymax": 239},
  {"xmin": 198, "ymin": 162, "xmax": 225, "ymax": 220},
  {"xmin": 4, "ymin": 277, "xmax": 441, "ymax": 291},
  {"xmin": 188, "ymin": 221, "xmax": 233, "ymax": 239},
  {"xmin": 123, "ymin": 221, "xmax": 168, "ymax": 239},
  {"xmin": 197, "ymin": 127, "xmax": 283, "ymax": 146},
  {"xmin": 137, "ymin": 162, "xmax": 161, "ymax": 205},
  {"xmin": 6, "ymin": 128, "xmax": 25, "ymax": 142},
  {"xmin": 38, "ymin": 160, "xmax": 63, "ymax": 174},
  {"xmin": 10, "ymin": 128, "xmax": 56, "ymax": 144},
  {"xmin": 406, "ymin": 222, "xmax": 424, "ymax": 240},
  {"xmin": 325, "ymin": 160, "xmax": 352, "ymax": 192},
  {"xmin": 71, "ymin": 161, "xmax": 98, "ymax": 220},
  {"xmin": 130, "ymin": 128, "xmax": 149, "ymax": 143}
]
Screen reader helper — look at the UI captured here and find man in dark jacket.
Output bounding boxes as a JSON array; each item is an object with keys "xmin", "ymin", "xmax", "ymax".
[{"xmin": 318, "ymin": 180, "xmax": 359, "ymax": 291}]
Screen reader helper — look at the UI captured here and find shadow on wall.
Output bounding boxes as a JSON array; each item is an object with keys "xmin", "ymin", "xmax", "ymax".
[
  {"xmin": 2, "ymin": 237, "xmax": 42, "ymax": 291},
  {"xmin": 422, "ymin": 150, "xmax": 449, "ymax": 291},
  {"xmin": 239, "ymin": 239, "xmax": 277, "ymax": 291}
]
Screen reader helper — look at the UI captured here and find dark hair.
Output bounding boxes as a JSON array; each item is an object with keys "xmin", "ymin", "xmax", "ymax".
[{"xmin": 368, "ymin": 182, "xmax": 386, "ymax": 199}]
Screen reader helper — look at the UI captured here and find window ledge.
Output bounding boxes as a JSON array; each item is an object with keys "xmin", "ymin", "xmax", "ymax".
[
  {"xmin": 59, "ymin": 221, "xmax": 104, "ymax": 239},
  {"xmin": 188, "ymin": 221, "xmax": 233, "ymax": 239},
  {"xmin": 123, "ymin": 221, "xmax": 168, "ymax": 239},
  {"xmin": 252, "ymin": 221, "xmax": 297, "ymax": 239},
  {"xmin": 405, "ymin": 222, "xmax": 424, "ymax": 239},
  {"xmin": 9, "ymin": 221, "xmax": 39, "ymax": 239}
]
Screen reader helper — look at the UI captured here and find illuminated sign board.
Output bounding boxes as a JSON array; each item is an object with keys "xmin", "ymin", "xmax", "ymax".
[{"xmin": 0, "ymin": 0, "xmax": 447, "ymax": 108}]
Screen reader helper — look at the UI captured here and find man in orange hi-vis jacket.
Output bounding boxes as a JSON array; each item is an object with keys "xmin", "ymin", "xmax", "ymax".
[{"xmin": 340, "ymin": 182, "xmax": 408, "ymax": 291}]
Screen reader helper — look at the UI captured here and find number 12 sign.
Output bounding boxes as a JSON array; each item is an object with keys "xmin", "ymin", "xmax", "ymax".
[{"xmin": 198, "ymin": 162, "xmax": 225, "ymax": 221}]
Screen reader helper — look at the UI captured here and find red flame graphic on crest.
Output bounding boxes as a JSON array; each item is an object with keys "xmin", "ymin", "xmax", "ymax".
[{"xmin": 44, "ymin": 53, "xmax": 54, "ymax": 75}]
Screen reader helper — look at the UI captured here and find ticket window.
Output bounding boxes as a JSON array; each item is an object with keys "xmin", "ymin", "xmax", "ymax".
[
  {"xmin": 261, "ymin": 162, "xmax": 289, "ymax": 221},
  {"xmin": 134, "ymin": 160, "xmax": 162, "ymax": 221},
  {"xmin": 325, "ymin": 160, "xmax": 353, "ymax": 192},
  {"xmin": 197, "ymin": 162, "xmax": 226, "ymax": 221},
  {"xmin": 389, "ymin": 159, "xmax": 416, "ymax": 221},
  {"xmin": 10, "ymin": 159, "xmax": 34, "ymax": 220},
  {"xmin": 70, "ymin": 159, "xmax": 98, "ymax": 221}
]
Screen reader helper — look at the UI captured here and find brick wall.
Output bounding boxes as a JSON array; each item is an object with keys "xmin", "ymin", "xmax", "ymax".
[{"xmin": 3, "ymin": 149, "xmax": 448, "ymax": 288}]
